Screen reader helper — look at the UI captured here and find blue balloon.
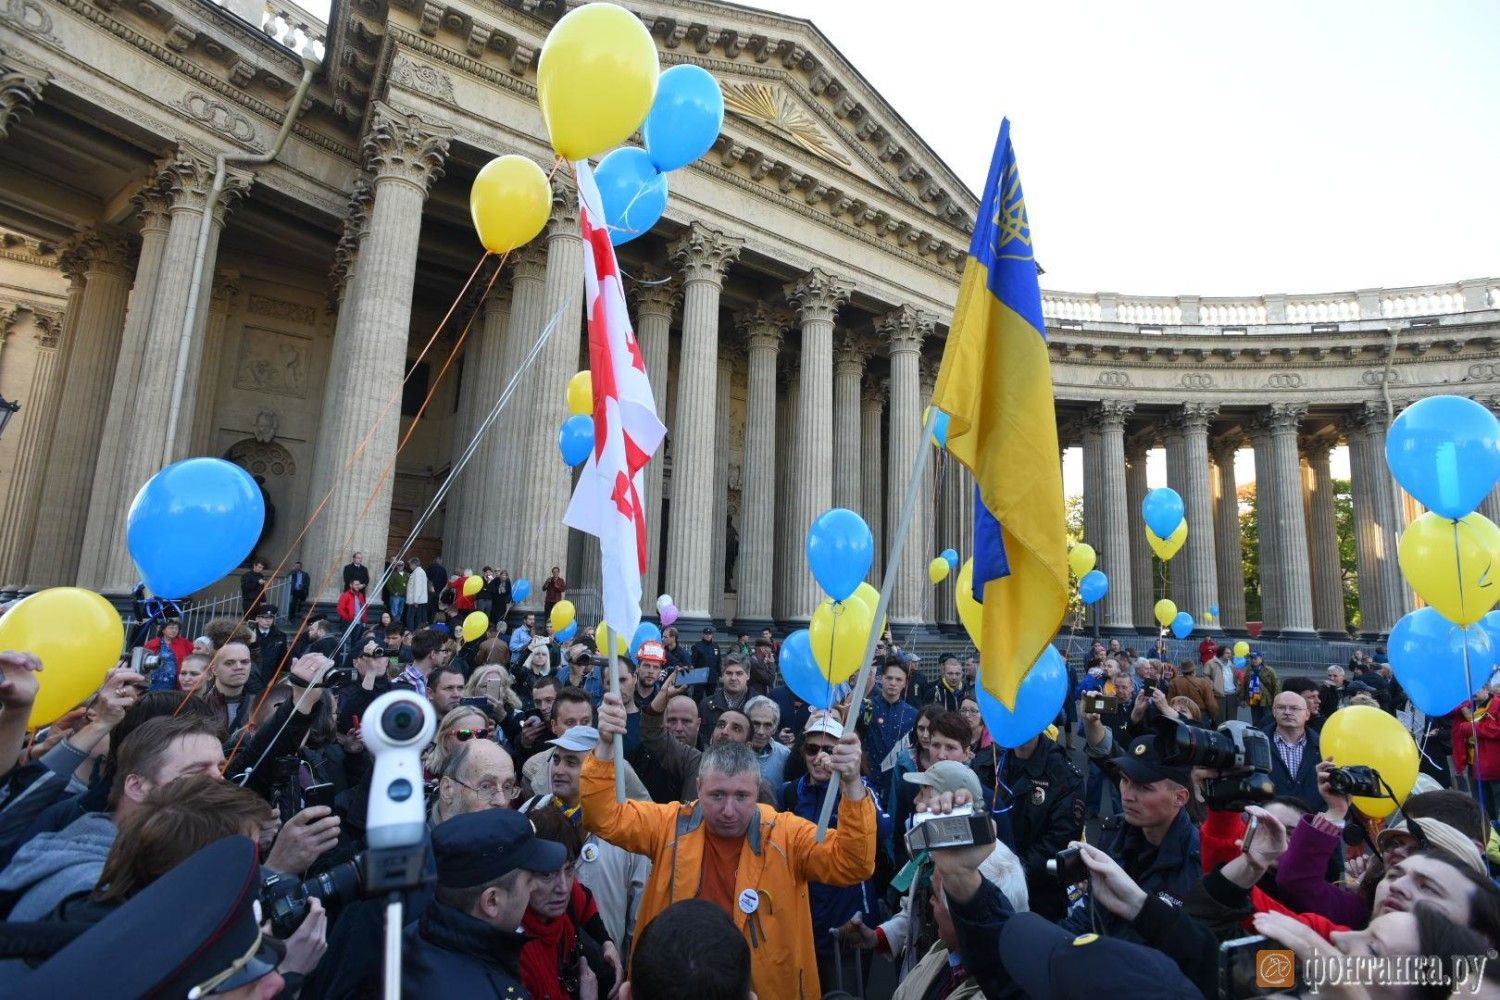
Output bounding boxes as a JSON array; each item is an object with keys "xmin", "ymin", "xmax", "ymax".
[
  {"xmin": 641, "ymin": 64, "xmax": 725, "ymax": 172},
  {"xmin": 555, "ymin": 621, "xmax": 579, "ymax": 643},
  {"xmin": 778, "ymin": 629, "xmax": 833, "ymax": 710},
  {"xmin": 127, "ymin": 458, "xmax": 265, "ymax": 599},
  {"xmin": 940, "ymin": 548, "xmax": 959, "ymax": 571},
  {"xmin": 1209, "ymin": 604, "xmax": 1220, "ymax": 617},
  {"xmin": 594, "ymin": 146, "xmax": 669, "ymax": 246},
  {"xmin": 630, "ymin": 621, "xmax": 662, "ymax": 658},
  {"xmin": 1386, "ymin": 395, "xmax": 1500, "ymax": 519},
  {"xmin": 558, "ymin": 414, "xmax": 595, "ymax": 466},
  {"xmin": 805, "ymin": 508, "xmax": 874, "ymax": 602},
  {"xmin": 512, "ymin": 578, "xmax": 532, "ymax": 604},
  {"xmin": 1233, "ymin": 655, "xmax": 1246, "ymax": 669},
  {"xmin": 1170, "ymin": 611, "xmax": 1194, "ymax": 639},
  {"xmin": 976, "ymin": 645, "xmax": 1068, "ymax": 748},
  {"xmin": 1078, "ymin": 570, "xmax": 1109, "ymax": 605},
  {"xmin": 930, "ymin": 409, "xmax": 950, "ymax": 448},
  {"xmin": 1142, "ymin": 487, "xmax": 1185, "ymax": 539},
  {"xmin": 1391, "ymin": 607, "xmax": 1495, "ymax": 715}
]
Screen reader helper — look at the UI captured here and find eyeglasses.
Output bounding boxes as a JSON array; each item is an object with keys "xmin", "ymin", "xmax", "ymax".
[
  {"xmin": 453, "ymin": 727, "xmax": 492, "ymax": 742},
  {"xmin": 448, "ymin": 775, "xmax": 520, "ymax": 799},
  {"xmin": 803, "ymin": 742, "xmax": 837, "ymax": 757}
]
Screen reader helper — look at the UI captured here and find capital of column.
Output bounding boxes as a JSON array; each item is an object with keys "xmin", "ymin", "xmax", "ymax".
[
  {"xmin": 734, "ymin": 301, "xmax": 791, "ymax": 353},
  {"xmin": 668, "ymin": 222, "xmax": 742, "ymax": 286},
  {"xmin": 784, "ymin": 267, "xmax": 852, "ymax": 326},
  {"xmin": 1265, "ymin": 402, "xmax": 1309, "ymax": 434},
  {"xmin": 58, "ymin": 227, "xmax": 134, "ymax": 282},
  {"xmin": 362, "ymin": 103, "xmax": 451, "ymax": 195},
  {"xmin": 1340, "ymin": 401, "xmax": 1389, "ymax": 439},
  {"xmin": 211, "ymin": 269, "xmax": 242, "ymax": 304},
  {"xmin": 153, "ymin": 145, "xmax": 254, "ymax": 221},
  {"xmin": 1125, "ymin": 425, "xmax": 1156, "ymax": 462},
  {"xmin": 1299, "ymin": 430, "xmax": 1337, "ymax": 463},
  {"xmin": 0, "ymin": 62, "xmax": 46, "ymax": 140},
  {"xmin": 547, "ymin": 173, "xmax": 581, "ymax": 236},
  {"xmin": 33, "ymin": 309, "xmax": 63, "ymax": 349},
  {"xmin": 509, "ymin": 240, "xmax": 550, "ymax": 281},
  {"xmin": 776, "ymin": 347, "xmax": 801, "ymax": 382},
  {"xmin": 1057, "ymin": 414, "xmax": 1087, "ymax": 450},
  {"xmin": 876, "ymin": 303, "xmax": 935, "ymax": 355},
  {"xmin": 629, "ymin": 264, "xmax": 683, "ymax": 320},
  {"xmin": 329, "ymin": 175, "xmax": 375, "ymax": 298},
  {"xmin": 861, "ymin": 380, "xmax": 887, "ymax": 410},
  {"xmin": 918, "ymin": 356, "xmax": 940, "ymax": 396},
  {"xmin": 1167, "ymin": 402, "xmax": 1220, "ymax": 434},
  {"xmin": 1092, "ymin": 399, "xmax": 1135, "ymax": 431},
  {"xmin": 1209, "ymin": 430, "xmax": 1245, "ymax": 465},
  {"xmin": 834, "ymin": 331, "xmax": 872, "ymax": 376}
]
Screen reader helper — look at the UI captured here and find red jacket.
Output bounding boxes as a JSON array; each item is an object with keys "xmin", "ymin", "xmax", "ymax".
[
  {"xmin": 145, "ymin": 636, "xmax": 193, "ymax": 662},
  {"xmin": 1199, "ymin": 637, "xmax": 1219, "ymax": 664},
  {"xmin": 1200, "ymin": 809, "xmax": 1348, "ymax": 940},
  {"xmin": 1452, "ymin": 701, "xmax": 1500, "ymax": 780},
  {"xmin": 336, "ymin": 590, "xmax": 367, "ymax": 624}
]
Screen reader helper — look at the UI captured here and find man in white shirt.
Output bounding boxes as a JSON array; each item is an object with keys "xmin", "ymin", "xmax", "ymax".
[{"xmin": 1216, "ymin": 646, "xmax": 1238, "ymax": 723}]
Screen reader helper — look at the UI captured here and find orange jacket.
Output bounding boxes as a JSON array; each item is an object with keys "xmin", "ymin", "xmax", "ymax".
[{"xmin": 579, "ymin": 753, "xmax": 876, "ymax": 1000}]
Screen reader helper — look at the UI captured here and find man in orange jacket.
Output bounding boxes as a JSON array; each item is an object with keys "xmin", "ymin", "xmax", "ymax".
[{"xmin": 582, "ymin": 692, "xmax": 876, "ymax": 999}]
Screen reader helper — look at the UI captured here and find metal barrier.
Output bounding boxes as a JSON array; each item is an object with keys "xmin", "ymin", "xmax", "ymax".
[{"xmin": 125, "ymin": 577, "xmax": 292, "ymax": 646}]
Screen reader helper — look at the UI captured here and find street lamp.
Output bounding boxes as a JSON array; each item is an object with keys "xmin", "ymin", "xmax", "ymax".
[{"xmin": 0, "ymin": 396, "xmax": 17, "ymax": 440}]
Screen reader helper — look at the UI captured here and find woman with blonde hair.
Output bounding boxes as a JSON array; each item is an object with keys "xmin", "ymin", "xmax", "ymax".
[
  {"xmin": 422, "ymin": 705, "xmax": 492, "ymax": 778},
  {"xmin": 466, "ymin": 663, "xmax": 523, "ymax": 712}
]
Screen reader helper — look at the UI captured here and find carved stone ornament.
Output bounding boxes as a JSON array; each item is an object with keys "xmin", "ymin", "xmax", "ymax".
[
  {"xmin": 388, "ymin": 55, "xmax": 457, "ymax": 104},
  {"xmin": 0, "ymin": 0, "xmax": 61, "ymax": 45},
  {"xmin": 247, "ymin": 294, "xmax": 316, "ymax": 325},
  {"xmin": 1096, "ymin": 370, "xmax": 1130, "ymax": 387},
  {"xmin": 1092, "ymin": 399, "xmax": 1135, "ymax": 429},
  {"xmin": 253, "ymin": 409, "xmax": 279, "ymax": 443},
  {"xmin": 153, "ymin": 146, "xmax": 253, "ymax": 219},
  {"xmin": 734, "ymin": 301, "xmax": 790, "ymax": 352},
  {"xmin": 235, "ymin": 329, "xmax": 311, "ymax": 399},
  {"xmin": 834, "ymin": 331, "xmax": 872, "ymax": 373},
  {"xmin": 784, "ymin": 267, "xmax": 853, "ymax": 325},
  {"xmin": 668, "ymin": 223, "xmax": 743, "ymax": 284},
  {"xmin": 362, "ymin": 103, "xmax": 451, "ymax": 194},
  {"xmin": 1264, "ymin": 372, "xmax": 1305, "ymax": 390},
  {"xmin": 876, "ymin": 303, "xmax": 935, "ymax": 352},
  {"xmin": 721, "ymin": 81, "xmax": 852, "ymax": 167},
  {"xmin": 177, "ymin": 92, "xmax": 263, "ymax": 150},
  {"xmin": 0, "ymin": 62, "xmax": 45, "ymax": 140},
  {"xmin": 628, "ymin": 265, "xmax": 682, "ymax": 320}
]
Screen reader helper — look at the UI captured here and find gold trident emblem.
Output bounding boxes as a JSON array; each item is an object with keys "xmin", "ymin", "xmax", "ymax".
[{"xmin": 991, "ymin": 162, "xmax": 1033, "ymax": 262}]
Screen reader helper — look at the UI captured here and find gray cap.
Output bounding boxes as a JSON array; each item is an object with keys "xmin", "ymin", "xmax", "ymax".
[
  {"xmin": 903, "ymin": 759, "xmax": 984, "ymax": 803},
  {"xmin": 547, "ymin": 725, "xmax": 600, "ymax": 752}
]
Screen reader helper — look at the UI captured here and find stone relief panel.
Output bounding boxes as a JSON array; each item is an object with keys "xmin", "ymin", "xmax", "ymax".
[
  {"xmin": 247, "ymin": 294, "xmax": 317, "ymax": 325},
  {"xmin": 234, "ymin": 327, "xmax": 311, "ymax": 399},
  {"xmin": 389, "ymin": 55, "xmax": 457, "ymax": 104},
  {"xmin": 177, "ymin": 91, "xmax": 264, "ymax": 150}
]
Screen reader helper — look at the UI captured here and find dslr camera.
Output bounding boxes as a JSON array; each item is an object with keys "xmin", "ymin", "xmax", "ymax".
[
  {"xmin": 1327, "ymin": 764, "xmax": 1382, "ymax": 799},
  {"xmin": 1155, "ymin": 718, "xmax": 1275, "ymax": 811},
  {"xmin": 260, "ymin": 859, "xmax": 363, "ymax": 937}
]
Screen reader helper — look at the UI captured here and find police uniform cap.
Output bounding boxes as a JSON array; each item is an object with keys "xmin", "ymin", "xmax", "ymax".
[
  {"xmin": 1106, "ymin": 735, "xmax": 1191, "ymax": 789},
  {"xmin": 432, "ymin": 808, "xmax": 567, "ymax": 888},
  {"xmin": 999, "ymin": 911, "xmax": 1200, "ymax": 998}
]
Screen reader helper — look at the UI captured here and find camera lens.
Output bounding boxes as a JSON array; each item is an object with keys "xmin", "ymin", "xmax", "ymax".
[{"xmin": 381, "ymin": 701, "xmax": 423, "ymax": 743}]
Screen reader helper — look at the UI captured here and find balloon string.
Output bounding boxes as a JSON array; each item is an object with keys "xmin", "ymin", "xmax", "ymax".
[{"xmin": 1452, "ymin": 518, "xmax": 1489, "ymax": 821}]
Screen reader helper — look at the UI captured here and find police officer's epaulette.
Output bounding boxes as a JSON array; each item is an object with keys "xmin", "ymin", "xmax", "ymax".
[{"xmin": 1099, "ymin": 814, "xmax": 1125, "ymax": 834}]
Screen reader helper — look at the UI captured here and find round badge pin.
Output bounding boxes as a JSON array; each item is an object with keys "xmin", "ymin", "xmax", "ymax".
[
  {"xmin": 580, "ymin": 843, "xmax": 599, "ymax": 864},
  {"xmin": 738, "ymin": 889, "xmax": 760, "ymax": 915}
]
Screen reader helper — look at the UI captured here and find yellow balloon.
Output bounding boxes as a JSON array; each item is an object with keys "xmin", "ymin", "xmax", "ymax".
[
  {"xmin": 846, "ymin": 582, "xmax": 887, "ymax": 639},
  {"xmin": 0, "ymin": 588, "xmax": 123, "ymax": 728},
  {"xmin": 567, "ymin": 371, "xmax": 593, "ymax": 418},
  {"xmin": 462, "ymin": 575, "xmax": 483, "ymax": 598},
  {"xmin": 956, "ymin": 558, "xmax": 984, "ymax": 652},
  {"xmin": 1233, "ymin": 640, "xmax": 1250, "ymax": 658},
  {"xmin": 809, "ymin": 598, "xmax": 876, "ymax": 684},
  {"xmin": 1321, "ymin": 705, "xmax": 1419, "ymax": 818},
  {"xmin": 928, "ymin": 556, "xmax": 950, "ymax": 584},
  {"xmin": 462, "ymin": 611, "xmax": 490, "ymax": 643},
  {"xmin": 596, "ymin": 621, "xmax": 629, "ymax": 658},
  {"xmin": 1145, "ymin": 520, "xmax": 1188, "ymax": 561},
  {"xmin": 1068, "ymin": 543, "xmax": 1097, "ymax": 578},
  {"xmin": 550, "ymin": 599, "xmax": 577, "ymax": 633},
  {"xmin": 1398, "ymin": 511, "xmax": 1500, "ymax": 626},
  {"xmin": 537, "ymin": 3, "xmax": 659, "ymax": 161},
  {"xmin": 470, "ymin": 155, "xmax": 552, "ymax": 253},
  {"xmin": 1154, "ymin": 598, "xmax": 1177, "ymax": 628}
]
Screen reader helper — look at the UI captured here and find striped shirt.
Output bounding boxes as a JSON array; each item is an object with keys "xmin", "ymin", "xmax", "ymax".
[{"xmin": 1273, "ymin": 731, "xmax": 1308, "ymax": 777}]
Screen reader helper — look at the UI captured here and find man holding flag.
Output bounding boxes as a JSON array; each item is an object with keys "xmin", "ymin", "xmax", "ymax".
[{"xmin": 931, "ymin": 118, "xmax": 1069, "ymax": 711}]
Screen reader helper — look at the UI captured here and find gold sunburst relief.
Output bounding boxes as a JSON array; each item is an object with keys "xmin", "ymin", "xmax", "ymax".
[{"xmin": 721, "ymin": 81, "xmax": 852, "ymax": 166}]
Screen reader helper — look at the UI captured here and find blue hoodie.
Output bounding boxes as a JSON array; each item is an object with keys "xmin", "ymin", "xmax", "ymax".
[{"xmin": 779, "ymin": 775, "xmax": 892, "ymax": 954}]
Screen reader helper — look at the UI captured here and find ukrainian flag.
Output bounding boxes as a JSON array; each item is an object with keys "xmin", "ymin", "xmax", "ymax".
[{"xmin": 932, "ymin": 118, "xmax": 1067, "ymax": 709}]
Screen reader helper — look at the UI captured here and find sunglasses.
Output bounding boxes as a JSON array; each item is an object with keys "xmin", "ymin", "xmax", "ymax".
[
  {"xmin": 803, "ymin": 742, "xmax": 837, "ymax": 757},
  {"xmin": 453, "ymin": 727, "xmax": 492, "ymax": 742}
]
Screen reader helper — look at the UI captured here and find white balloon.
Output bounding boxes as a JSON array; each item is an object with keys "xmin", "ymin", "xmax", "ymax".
[{"xmin": 656, "ymin": 594, "xmax": 673, "ymax": 611}]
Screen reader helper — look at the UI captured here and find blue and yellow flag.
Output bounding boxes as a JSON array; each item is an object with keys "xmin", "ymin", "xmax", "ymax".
[{"xmin": 932, "ymin": 118, "xmax": 1067, "ymax": 709}]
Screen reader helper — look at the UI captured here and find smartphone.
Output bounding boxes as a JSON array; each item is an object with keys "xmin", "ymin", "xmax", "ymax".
[
  {"xmin": 678, "ymin": 667, "xmax": 709, "ymax": 687},
  {"xmin": 459, "ymin": 696, "xmax": 491, "ymax": 712},
  {"xmin": 302, "ymin": 782, "xmax": 337, "ymax": 811},
  {"xmin": 1242, "ymin": 814, "xmax": 1261, "ymax": 855},
  {"xmin": 1218, "ymin": 934, "xmax": 1297, "ymax": 999},
  {"xmin": 1082, "ymin": 694, "xmax": 1118, "ymax": 715}
]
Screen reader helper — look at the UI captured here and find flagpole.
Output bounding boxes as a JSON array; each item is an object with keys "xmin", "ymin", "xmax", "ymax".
[
  {"xmin": 607, "ymin": 643, "xmax": 626, "ymax": 804},
  {"xmin": 816, "ymin": 409, "xmax": 941, "ymax": 841}
]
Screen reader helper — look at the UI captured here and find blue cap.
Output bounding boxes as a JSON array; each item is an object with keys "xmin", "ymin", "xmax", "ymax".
[
  {"xmin": 432, "ymin": 809, "xmax": 566, "ymax": 888},
  {"xmin": 1000, "ymin": 911, "xmax": 1200, "ymax": 999}
]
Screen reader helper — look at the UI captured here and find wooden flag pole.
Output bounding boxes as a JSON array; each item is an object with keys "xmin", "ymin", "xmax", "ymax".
[{"xmin": 815, "ymin": 408, "xmax": 942, "ymax": 841}]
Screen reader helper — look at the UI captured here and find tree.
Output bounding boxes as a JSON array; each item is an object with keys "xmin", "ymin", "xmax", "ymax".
[
  {"xmin": 1240, "ymin": 483, "xmax": 1261, "ymax": 623},
  {"xmin": 1238, "ymin": 478, "xmax": 1360, "ymax": 630},
  {"xmin": 1334, "ymin": 477, "xmax": 1360, "ymax": 629}
]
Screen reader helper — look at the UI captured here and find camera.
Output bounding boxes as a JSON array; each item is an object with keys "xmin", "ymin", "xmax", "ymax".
[
  {"xmin": 1047, "ymin": 846, "xmax": 1087, "ymax": 884},
  {"xmin": 319, "ymin": 666, "xmax": 359, "ymax": 688},
  {"xmin": 1327, "ymin": 764, "xmax": 1382, "ymax": 799},
  {"xmin": 1082, "ymin": 693, "xmax": 1118, "ymax": 715},
  {"xmin": 363, "ymin": 691, "xmax": 435, "ymax": 851},
  {"xmin": 1156, "ymin": 718, "xmax": 1276, "ymax": 811},
  {"xmin": 260, "ymin": 859, "xmax": 363, "ymax": 937},
  {"xmin": 905, "ymin": 805, "xmax": 997, "ymax": 852}
]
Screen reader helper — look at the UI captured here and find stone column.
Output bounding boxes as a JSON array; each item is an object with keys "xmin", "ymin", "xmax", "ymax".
[
  {"xmin": 784, "ymin": 268, "xmax": 852, "ymax": 620},
  {"xmin": 1248, "ymin": 419, "xmax": 1282, "ymax": 631},
  {"xmin": 861, "ymin": 382, "xmax": 886, "ymax": 584},
  {"xmin": 1255, "ymin": 403, "xmax": 1315, "ymax": 636},
  {"xmin": 936, "ymin": 450, "xmax": 964, "ymax": 624},
  {"xmin": 25, "ymin": 228, "xmax": 135, "ymax": 588},
  {"xmin": 1125, "ymin": 436, "xmax": 1154, "ymax": 627},
  {"xmin": 832, "ymin": 333, "xmax": 868, "ymax": 512},
  {"xmin": 629, "ymin": 269, "xmax": 680, "ymax": 608},
  {"xmin": 733, "ymin": 304, "xmax": 787, "ymax": 623},
  {"xmin": 1165, "ymin": 403, "xmax": 1221, "ymax": 631},
  {"xmin": 449, "ymin": 282, "xmax": 511, "ymax": 564},
  {"xmin": 773, "ymin": 356, "xmax": 799, "ymax": 620},
  {"xmin": 1210, "ymin": 434, "xmax": 1248, "ymax": 632},
  {"xmin": 188, "ymin": 272, "xmax": 242, "ymax": 455},
  {"xmin": 0, "ymin": 310, "xmax": 65, "ymax": 585},
  {"xmin": 663, "ymin": 224, "xmax": 742, "ymax": 621},
  {"xmin": 1092, "ymin": 401, "xmax": 1135, "ymax": 631},
  {"xmin": 919, "ymin": 359, "xmax": 940, "ymax": 623},
  {"xmin": 302, "ymin": 105, "xmax": 449, "ymax": 600},
  {"xmin": 0, "ymin": 58, "xmax": 46, "ymax": 140},
  {"xmin": 1080, "ymin": 424, "xmax": 1103, "ymax": 573},
  {"xmin": 879, "ymin": 306, "xmax": 934, "ymax": 624},
  {"xmin": 487, "ymin": 243, "xmax": 550, "ymax": 572},
  {"xmin": 710, "ymin": 346, "xmax": 739, "ymax": 621},
  {"xmin": 516, "ymin": 182, "xmax": 584, "ymax": 607},
  {"xmin": 1301, "ymin": 434, "xmax": 1347, "ymax": 636},
  {"xmin": 1344, "ymin": 404, "xmax": 1405, "ymax": 635}
]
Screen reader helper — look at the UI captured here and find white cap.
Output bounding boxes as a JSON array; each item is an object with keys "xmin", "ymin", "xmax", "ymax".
[{"xmin": 804, "ymin": 714, "xmax": 845, "ymax": 740}]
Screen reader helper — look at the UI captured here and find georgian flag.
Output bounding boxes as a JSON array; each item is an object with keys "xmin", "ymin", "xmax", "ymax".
[{"xmin": 563, "ymin": 160, "xmax": 666, "ymax": 645}]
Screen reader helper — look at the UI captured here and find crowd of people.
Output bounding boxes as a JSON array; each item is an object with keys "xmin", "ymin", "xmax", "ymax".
[{"xmin": 1, "ymin": 559, "xmax": 1500, "ymax": 998}]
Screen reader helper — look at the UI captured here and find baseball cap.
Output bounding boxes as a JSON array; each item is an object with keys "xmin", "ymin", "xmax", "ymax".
[
  {"xmin": 1107, "ymin": 735, "xmax": 1191, "ymax": 788},
  {"xmin": 636, "ymin": 640, "xmax": 666, "ymax": 664},
  {"xmin": 547, "ymin": 725, "xmax": 601, "ymax": 753},
  {"xmin": 432, "ymin": 809, "xmax": 566, "ymax": 888},
  {"xmin": 804, "ymin": 714, "xmax": 845, "ymax": 740},
  {"xmin": 1377, "ymin": 817, "xmax": 1487, "ymax": 875},
  {"xmin": 903, "ymin": 759, "xmax": 984, "ymax": 804}
]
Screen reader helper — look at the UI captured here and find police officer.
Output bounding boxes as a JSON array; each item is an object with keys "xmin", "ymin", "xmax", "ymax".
[{"xmin": 997, "ymin": 728, "xmax": 1084, "ymax": 920}]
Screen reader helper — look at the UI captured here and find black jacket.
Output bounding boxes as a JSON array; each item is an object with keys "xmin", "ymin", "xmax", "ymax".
[
  {"xmin": 401, "ymin": 901, "xmax": 529, "ymax": 997},
  {"xmin": 691, "ymin": 639, "xmax": 722, "ymax": 690},
  {"xmin": 998, "ymin": 736, "xmax": 1084, "ymax": 920},
  {"xmin": 251, "ymin": 626, "xmax": 288, "ymax": 687},
  {"xmin": 1264, "ymin": 724, "xmax": 1322, "ymax": 812},
  {"xmin": 1060, "ymin": 808, "xmax": 1202, "ymax": 942}
]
